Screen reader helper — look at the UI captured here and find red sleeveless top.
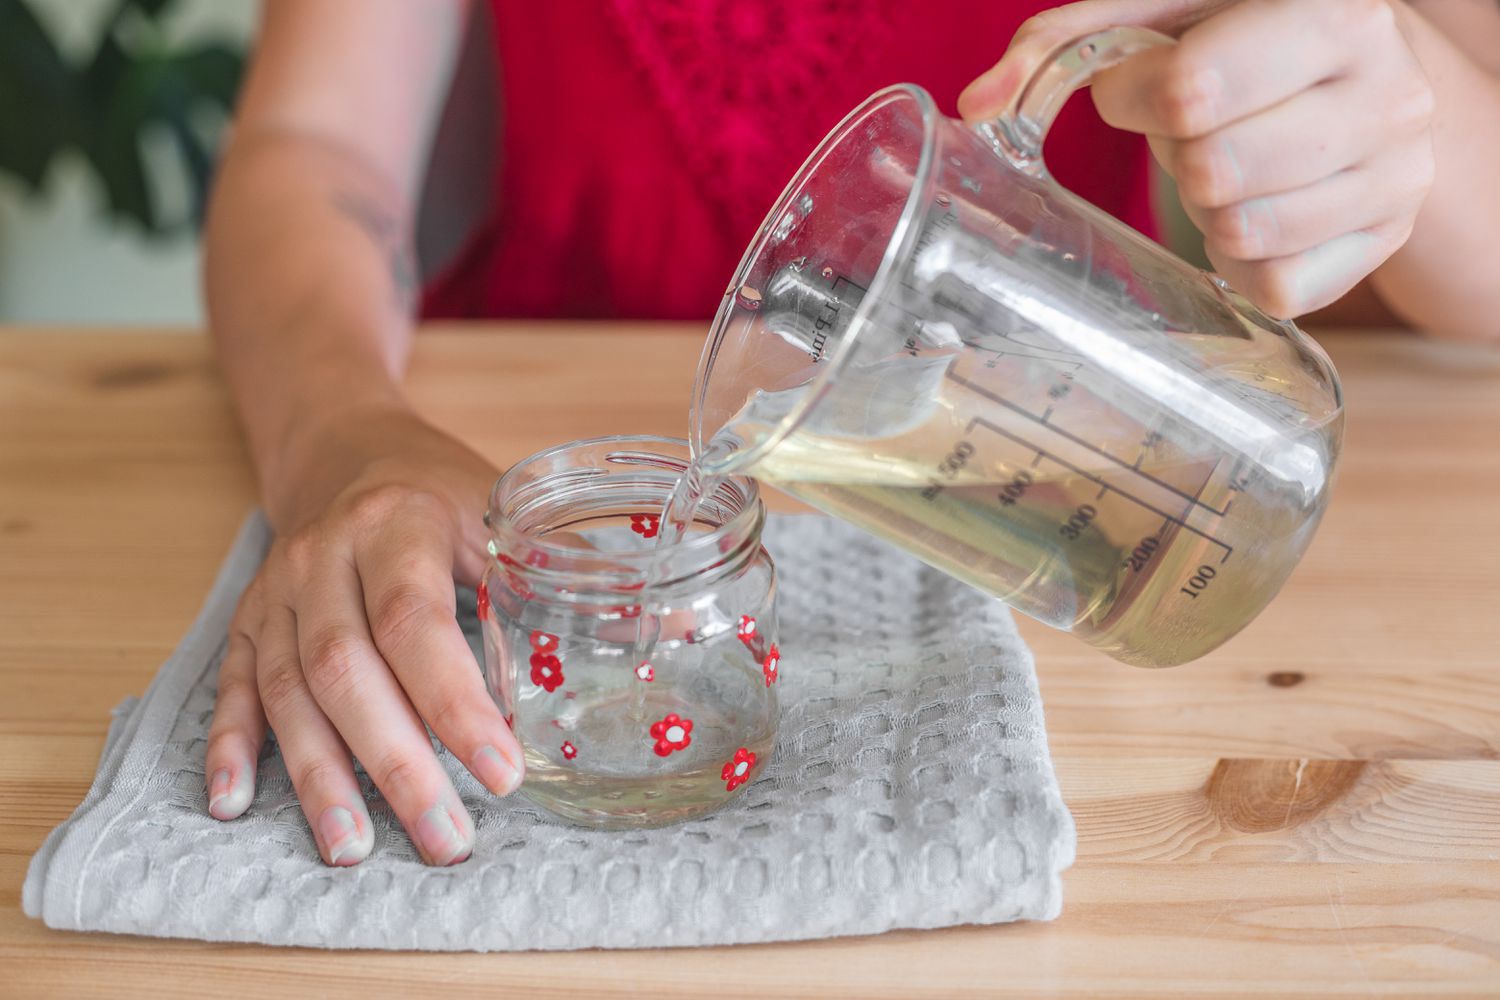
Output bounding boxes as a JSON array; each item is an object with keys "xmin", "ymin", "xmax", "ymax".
[{"xmin": 421, "ymin": 1, "xmax": 1156, "ymax": 321}]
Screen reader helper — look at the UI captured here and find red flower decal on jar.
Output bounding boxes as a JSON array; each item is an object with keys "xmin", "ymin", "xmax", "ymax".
[
  {"xmin": 762, "ymin": 643, "xmax": 780, "ymax": 687},
  {"xmin": 476, "ymin": 581, "xmax": 490, "ymax": 622},
  {"xmin": 630, "ymin": 513, "xmax": 660, "ymax": 538},
  {"xmin": 530, "ymin": 630, "xmax": 559, "ymax": 654},
  {"xmin": 736, "ymin": 615, "xmax": 758, "ymax": 645},
  {"xmin": 561, "ymin": 740, "xmax": 577, "ymax": 760},
  {"xmin": 635, "ymin": 661, "xmax": 654, "ymax": 682},
  {"xmin": 649, "ymin": 713, "xmax": 693, "ymax": 756},
  {"xmin": 721, "ymin": 747, "xmax": 756, "ymax": 791},
  {"xmin": 530, "ymin": 652, "xmax": 564, "ymax": 692}
]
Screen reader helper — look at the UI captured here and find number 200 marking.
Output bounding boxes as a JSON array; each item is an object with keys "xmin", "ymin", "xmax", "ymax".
[{"xmin": 1122, "ymin": 536, "xmax": 1159, "ymax": 571}]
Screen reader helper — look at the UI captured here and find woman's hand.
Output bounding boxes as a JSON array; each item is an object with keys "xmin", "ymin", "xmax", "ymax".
[
  {"xmin": 204, "ymin": 403, "xmax": 522, "ymax": 867},
  {"xmin": 959, "ymin": 0, "xmax": 1436, "ymax": 319}
]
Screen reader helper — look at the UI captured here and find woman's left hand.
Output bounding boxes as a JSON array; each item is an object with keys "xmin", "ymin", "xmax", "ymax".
[{"xmin": 958, "ymin": 0, "xmax": 1436, "ymax": 318}]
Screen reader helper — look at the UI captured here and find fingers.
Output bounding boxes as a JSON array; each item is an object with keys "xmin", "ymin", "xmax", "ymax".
[
  {"xmin": 205, "ymin": 628, "xmax": 266, "ymax": 820},
  {"xmin": 290, "ymin": 537, "xmax": 475, "ymax": 866},
  {"xmin": 1146, "ymin": 79, "xmax": 1379, "ymax": 210},
  {"xmin": 1078, "ymin": 0, "xmax": 1432, "ymax": 320},
  {"xmin": 255, "ymin": 602, "xmax": 375, "ymax": 866},
  {"xmin": 1205, "ymin": 222, "xmax": 1404, "ymax": 319},
  {"xmin": 957, "ymin": 0, "xmax": 1234, "ymax": 122},
  {"xmin": 357, "ymin": 519, "xmax": 523, "ymax": 799},
  {"xmin": 1091, "ymin": 0, "xmax": 1352, "ymax": 140},
  {"xmin": 1182, "ymin": 146, "xmax": 1429, "ymax": 264}
]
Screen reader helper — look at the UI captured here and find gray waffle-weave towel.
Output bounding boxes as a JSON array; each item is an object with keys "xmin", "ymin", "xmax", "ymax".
[{"xmin": 24, "ymin": 512, "xmax": 1075, "ymax": 950}]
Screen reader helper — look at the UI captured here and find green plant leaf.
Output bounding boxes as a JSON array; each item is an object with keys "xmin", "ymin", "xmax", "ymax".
[
  {"xmin": 125, "ymin": 0, "xmax": 177, "ymax": 22},
  {"xmin": 135, "ymin": 54, "xmax": 209, "ymax": 231},
  {"xmin": 7, "ymin": 0, "xmax": 244, "ymax": 233},
  {"xmin": 174, "ymin": 44, "xmax": 243, "ymax": 107},
  {"xmin": 80, "ymin": 28, "xmax": 131, "ymax": 116},
  {"xmin": 163, "ymin": 113, "xmax": 210, "ymax": 230},
  {"xmin": 82, "ymin": 51, "xmax": 162, "ymax": 230},
  {"xmin": 100, "ymin": 0, "xmax": 177, "ymax": 42},
  {"xmin": 170, "ymin": 45, "xmax": 244, "ymax": 227},
  {"xmin": 84, "ymin": 132, "xmax": 156, "ymax": 231},
  {"xmin": 0, "ymin": 0, "xmax": 76, "ymax": 187}
]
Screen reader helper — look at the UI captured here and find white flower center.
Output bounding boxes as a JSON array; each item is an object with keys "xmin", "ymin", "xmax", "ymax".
[
  {"xmin": 665, "ymin": 725, "xmax": 685, "ymax": 743},
  {"xmin": 735, "ymin": 761, "xmax": 749, "ymax": 776}
]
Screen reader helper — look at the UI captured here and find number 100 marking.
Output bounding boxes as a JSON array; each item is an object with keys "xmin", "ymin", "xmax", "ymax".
[{"xmin": 1179, "ymin": 564, "xmax": 1217, "ymax": 599}]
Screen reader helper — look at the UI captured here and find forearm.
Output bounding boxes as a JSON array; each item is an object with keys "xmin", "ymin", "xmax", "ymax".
[
  {"xmin": 204, "ymin": 129, "xmax": 421, "ymax": 517},
  {"xmin": 1373, "ymin": 3, "xmax": 1500, "ymax": 341}
]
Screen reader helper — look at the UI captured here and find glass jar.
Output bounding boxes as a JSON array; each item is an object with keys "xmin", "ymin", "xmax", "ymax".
[{"xmin": 480, "ymin": 436, "xmax": 780, "ymax": 829}]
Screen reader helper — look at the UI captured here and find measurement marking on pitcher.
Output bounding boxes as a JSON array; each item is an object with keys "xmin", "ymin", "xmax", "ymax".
[
  {"xmin": 969, "ymin": 340, "xmax": 1087, "ymax": 372},
  {"xmin": 948, "ymin": 369, "xmax": 1232, "ymax": 518},
  {"xmin": 965, "ymin": 415, "xmax": 1234, "ymax": 561},
  {"xmin": 805, "ymin": 275, "xmax": 869, "ymax": 362},
  {"xmin": 981, "ymin": 348, "xmax": 1086, "ymax": 371}
]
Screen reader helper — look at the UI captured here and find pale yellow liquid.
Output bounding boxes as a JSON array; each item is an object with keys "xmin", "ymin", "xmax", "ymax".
[{"xmin": 700, "ymin": 359, "xmax": 1325, "ymax": 668}]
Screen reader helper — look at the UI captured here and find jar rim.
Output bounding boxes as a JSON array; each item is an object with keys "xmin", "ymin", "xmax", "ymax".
[{"xmin": 486, "ymin": 435, "xmax": 763, "ymax": 590}]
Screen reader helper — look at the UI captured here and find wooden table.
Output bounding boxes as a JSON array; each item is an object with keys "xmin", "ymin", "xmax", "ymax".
[{"xmin": 2, "ymin": 325, "xmax": 1498, "ymax": 997}]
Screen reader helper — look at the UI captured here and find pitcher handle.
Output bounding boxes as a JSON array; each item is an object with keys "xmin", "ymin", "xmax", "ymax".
[{"xmin": 979, "ymin": 26, "xmax": 1175, "ymax": 177}]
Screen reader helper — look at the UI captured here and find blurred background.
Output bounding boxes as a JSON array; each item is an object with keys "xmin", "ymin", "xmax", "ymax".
[
  {"xmin": 0, "ymin": 0, "xmax": 1204, "ymax": 330},
  {"xmin": 0, "ymin": 0, "xmax": 257, "ymax": 326}
]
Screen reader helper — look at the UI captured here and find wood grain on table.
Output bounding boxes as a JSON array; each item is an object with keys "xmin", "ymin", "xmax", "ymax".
[{"xmin": 1, "ymin": 325, "xmax": 1497, "ymax": 998}]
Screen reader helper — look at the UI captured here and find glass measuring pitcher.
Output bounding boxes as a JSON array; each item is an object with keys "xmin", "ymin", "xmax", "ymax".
[{"xmin": 691, "ymin": 28, "xmax": 1344, "ymax": 668}]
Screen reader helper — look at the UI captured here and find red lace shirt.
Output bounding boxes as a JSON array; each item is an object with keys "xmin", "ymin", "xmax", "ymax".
[{"xmin": 422, "ymin": 1, "xmax": 1156, "ymax": 321}]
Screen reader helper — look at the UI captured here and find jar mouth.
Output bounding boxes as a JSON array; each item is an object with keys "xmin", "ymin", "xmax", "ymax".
[{"xmin": 486, "ymin": 435, "xmax": 763, "ymax": 593}]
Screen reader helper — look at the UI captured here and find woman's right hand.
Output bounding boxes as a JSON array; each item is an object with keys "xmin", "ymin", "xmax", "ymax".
[{"xmin": 203, "ymin": 402, "xmax": 523, "ymax": 866}]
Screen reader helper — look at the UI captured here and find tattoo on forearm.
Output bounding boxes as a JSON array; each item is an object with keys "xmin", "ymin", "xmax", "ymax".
[{"xmin": 331, "ymin": 190, "xmax": 419, "ymax": 314}]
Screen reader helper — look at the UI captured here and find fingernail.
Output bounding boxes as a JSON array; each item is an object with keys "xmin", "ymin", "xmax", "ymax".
[
  {"xmin": 207, "ymin": 766, "xmax": 252, "ymax": 820},
  {"xmin": 318, "ymin": 805, "xmax": 372, "ymax": 866},
  {"xmin": 416, "ymin": 805, "xmax": 471, "ymax": 866},
  {"xmin": 472, "ymin": 744, "xmax": 521, "ymax": 796}
]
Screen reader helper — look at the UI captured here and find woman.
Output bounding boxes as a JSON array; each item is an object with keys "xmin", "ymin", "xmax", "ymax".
[{"xmin": 202, "ymin": 0, "xmax": 1500, "ymax": 866}]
